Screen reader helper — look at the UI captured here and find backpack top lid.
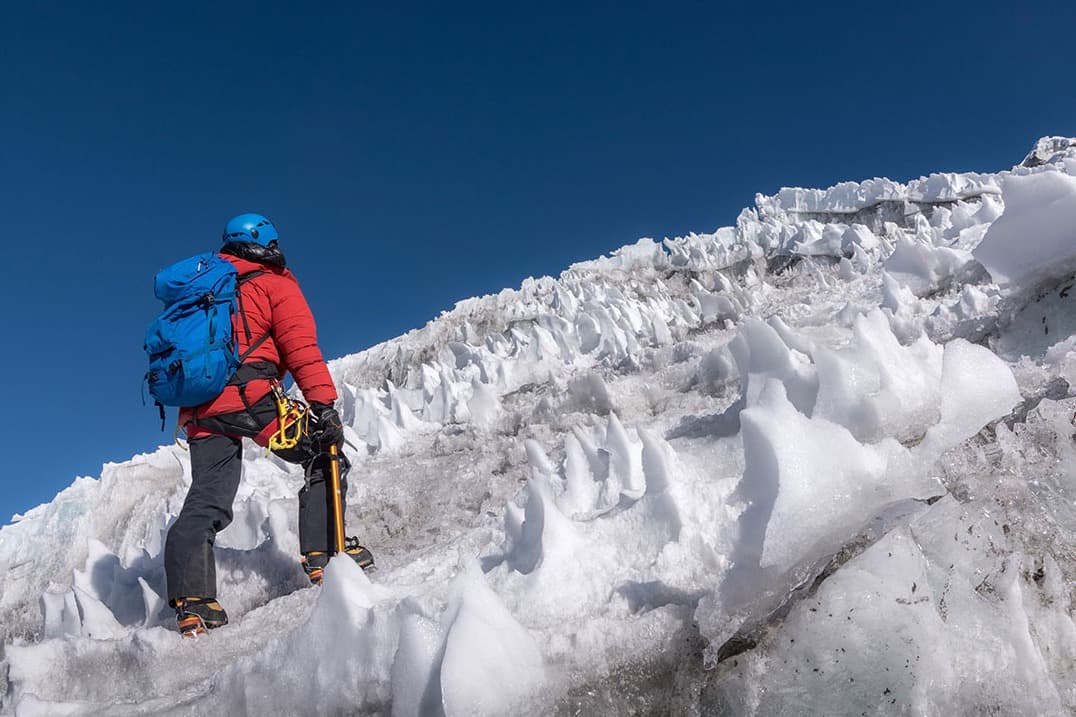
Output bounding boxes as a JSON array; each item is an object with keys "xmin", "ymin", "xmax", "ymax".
[{"xmin": 154, "ymin": 252, "xmax": 237, "ymax": 305}]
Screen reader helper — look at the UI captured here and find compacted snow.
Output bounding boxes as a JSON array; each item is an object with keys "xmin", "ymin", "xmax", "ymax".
[{"xmin": 3, "ymin": 136, "xmax": 1076, "ymax": 715}]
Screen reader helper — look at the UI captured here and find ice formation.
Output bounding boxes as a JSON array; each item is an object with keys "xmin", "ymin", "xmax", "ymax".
[{"xmin": 3, "ymin": 137, "xmax": 1076, "ymax": 715}]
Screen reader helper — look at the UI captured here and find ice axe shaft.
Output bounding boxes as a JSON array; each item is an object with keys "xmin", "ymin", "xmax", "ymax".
[{"xmin": 328, "ymin": 444, "xmax": 346, "ymax": 555}]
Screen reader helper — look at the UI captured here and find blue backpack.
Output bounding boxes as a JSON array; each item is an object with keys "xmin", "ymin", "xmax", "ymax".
[{"xmin": 144, "ymin": 253, "xmax": 266, "ymax": 421}]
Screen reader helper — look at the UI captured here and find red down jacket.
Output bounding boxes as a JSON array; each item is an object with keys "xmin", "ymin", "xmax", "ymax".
[{"xmin": 180, "ymin": 253, "xmax": 338, "ymax": 442}]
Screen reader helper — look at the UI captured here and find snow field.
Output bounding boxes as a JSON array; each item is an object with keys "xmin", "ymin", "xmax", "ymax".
[{"xmin": 3, "ymin": 137, "xmax": 1076, "ymax": 714}]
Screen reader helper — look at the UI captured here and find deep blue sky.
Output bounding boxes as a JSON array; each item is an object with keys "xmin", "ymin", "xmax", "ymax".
[{"xmin": 1, "ymin": 1, "xmax": 1072, "ymax": 522}]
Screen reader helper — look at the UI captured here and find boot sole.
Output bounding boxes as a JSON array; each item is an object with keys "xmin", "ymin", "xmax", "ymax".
[
  {"xmin": 177, "ymin": 609, "xmax": 227, "ymax": 637},
  {"xmin": 178, "ymin": 615, "xmax": 207, "ymax": 638}
]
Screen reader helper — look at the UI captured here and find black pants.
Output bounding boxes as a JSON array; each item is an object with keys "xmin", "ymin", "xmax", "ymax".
[{"xmin": 164, "ymin": 395, "xmax": 349, "ymax": 603}]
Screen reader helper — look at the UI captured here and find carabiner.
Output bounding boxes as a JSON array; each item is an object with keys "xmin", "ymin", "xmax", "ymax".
[{"xmin": 267, "ymin": 379, "xmax": 308, "ymax": 453}]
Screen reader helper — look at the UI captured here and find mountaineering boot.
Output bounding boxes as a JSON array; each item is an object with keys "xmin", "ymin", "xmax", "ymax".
[
  {"xmin": 174, "ymin": 597, "xmax": 228, "ymax": 637},
  {"xmin": 302, "ymin": 540, "xmax": 375, "ymax": 585},
  {"xmin": 301, "ymin": 551, "xmax": 329, "ymax": 585},
  {"xmin": 344, "ymin": 537, "xmax": 375, "ymax": 571}
]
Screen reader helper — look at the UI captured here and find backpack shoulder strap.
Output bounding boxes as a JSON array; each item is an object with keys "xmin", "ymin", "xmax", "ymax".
[
  {"xmin": 234, "ymin": 270, "xmax": 273, "ymax": 362},
  {"xmin": 238, "ymin": 270, "xmax": 266, "ymax": 285}
]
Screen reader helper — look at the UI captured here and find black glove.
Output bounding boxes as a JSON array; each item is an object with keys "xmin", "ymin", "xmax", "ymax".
[{"xmin": 309, "ymin": 402, "xmax": 344, "ymax": 450}]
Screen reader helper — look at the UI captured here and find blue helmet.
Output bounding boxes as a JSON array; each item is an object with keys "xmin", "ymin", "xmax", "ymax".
[{"xmin": 222, "ymin": 213, "xmax": 279, "ymax": 246}]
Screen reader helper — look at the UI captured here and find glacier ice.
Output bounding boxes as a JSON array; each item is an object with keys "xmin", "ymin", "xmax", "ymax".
[{"xmin": 4, "ymin": 137, "xmax": 1076, "ymax": 715}]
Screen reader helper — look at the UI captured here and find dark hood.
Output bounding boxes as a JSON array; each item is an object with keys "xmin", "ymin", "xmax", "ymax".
[{"xmin": 221, "ymin": 240, "xmax": 287, "ymax": 269}]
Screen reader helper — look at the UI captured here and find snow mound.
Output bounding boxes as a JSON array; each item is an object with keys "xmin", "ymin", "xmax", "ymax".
[
  {"xmin": 1020, "ymin": 135, "xmax": 1076, "ymax": 169},
  {"xmin": 974, "ymin": 171, "xmax": 1076, "ymax": 294}
]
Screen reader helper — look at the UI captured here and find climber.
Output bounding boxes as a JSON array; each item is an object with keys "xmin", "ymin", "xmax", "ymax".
[{"xmin": 161, "ymin": 212, "xmax": 373, "ymax": 637}]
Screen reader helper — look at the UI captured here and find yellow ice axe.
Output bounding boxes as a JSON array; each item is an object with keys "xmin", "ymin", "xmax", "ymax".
[{"xmin": 328, "ymin": 444, "xmax": 346, "ymax": 555}]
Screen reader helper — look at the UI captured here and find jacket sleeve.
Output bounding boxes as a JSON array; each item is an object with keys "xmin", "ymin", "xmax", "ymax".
[{"xmin": 269, "ymin": 274, "xmax": 338, "ymax": 406}]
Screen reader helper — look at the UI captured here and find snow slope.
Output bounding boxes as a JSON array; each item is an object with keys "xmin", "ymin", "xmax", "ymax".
[{"xmin": 3, "ymin": 136, "xmax": 1076, "ymax": 715}]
